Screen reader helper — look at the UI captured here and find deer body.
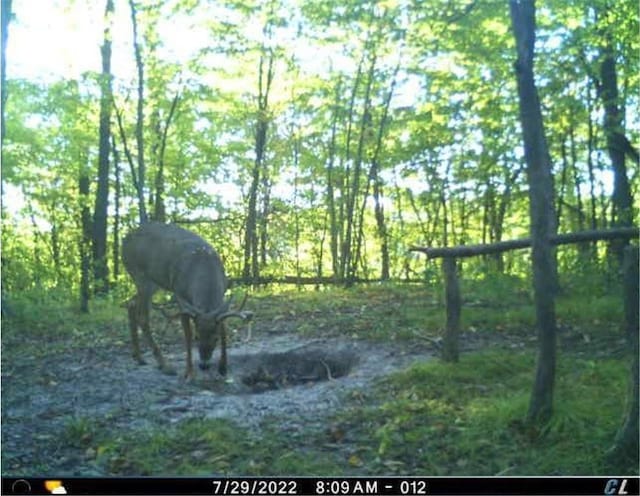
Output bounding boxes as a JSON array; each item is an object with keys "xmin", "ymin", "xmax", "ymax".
[{"xmin": 123, "ymin": 222, "xmax": 240, "ymax": 379}]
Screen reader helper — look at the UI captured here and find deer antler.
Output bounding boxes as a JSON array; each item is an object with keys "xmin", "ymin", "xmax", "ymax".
[{"xmin": 217, "ymin": 292, "xmax": 253, "ymax": 322}]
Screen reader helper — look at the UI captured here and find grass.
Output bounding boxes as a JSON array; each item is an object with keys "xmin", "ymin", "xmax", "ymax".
[
  {"xmin": 76, "ymin": 348, "xmax": 633, "ymax": 476},
  {"xmin": 3, "ymin": 272, "xmax": 635, "ymax": 476},
  {"xmin": 334, "ymin": 350, "xmax": 632, "ymax": 475},
  {"xmin": 83, "ymin": 418, "xmax": 344, "ymax": 476}
]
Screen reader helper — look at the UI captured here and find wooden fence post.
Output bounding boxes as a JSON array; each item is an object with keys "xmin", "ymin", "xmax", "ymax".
[{"xmin": 442, "ymin": 257, "xmax": 460, "ymax": 362}]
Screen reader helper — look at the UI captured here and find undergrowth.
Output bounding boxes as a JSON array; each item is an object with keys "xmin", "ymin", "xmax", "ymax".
[
  {"xmin": 3, "ymin": 271, "xmax": 635, "ymax": 476},
  {"xmin": 80, "ymin": 349, "xmax": 633, "ymax": 476}
]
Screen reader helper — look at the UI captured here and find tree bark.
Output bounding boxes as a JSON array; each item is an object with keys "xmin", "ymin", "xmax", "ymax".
[
  {"xmin": 339, "ymin": 56, "xmax": 365, "ymax": 283},
  {"xmin": 509, "ymin": 0, "xmax": 558, "ymax": 424},
  {"xmin": 606, "ymin": 246, "xmax": 639, "ymax": 468},
  {"xmin": 442, "ymin": 257, "xmax": 460, "ymax": 362},
  {"xmin": 111, "ymin": 136, "xmax": 121, "ymax": 280},
  {"xmin": 79, "ymin": 172, "xmax": 92, "ymax": 313},
  {"xmin": 597, "ymin": 21, "xmax": 635, "ymax": 262},
  {"xmin": 326, "ymin": 82, "xmax": 341, "ymax": 280},
  {"xmin": 608, "ymin": 246, "xmax": 640, "ymax": 468},
  {"xmin": 243, "ymin": 48, "xmax": 274, "ymax": 281},
  {"xmin": 346, "ymin": 54, "xmax": 375, "ymax": 287},
  {"xmin": 153, "ymin": 92, "xmax": 179, "ymax": 223},
  {"xmin": 129, "ymin": 0, "xmax": 147, "ymax": 224},
  {"xmin": 92, "ymin": 0, "xmax": 114, "ymax": 294}
]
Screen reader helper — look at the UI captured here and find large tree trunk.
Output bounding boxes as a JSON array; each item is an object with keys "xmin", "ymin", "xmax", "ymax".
[
  {"xmin": 92, "ymin": 0, "xmax": 114, "ymax": 294},
  {"xmin": 509, "ymin": 0, "xmax": 558, "ymax": 424},
  {"xmin": 606, "ymin": 246, "xmax": 639, "ymax": 468},
  {"xmin": 597, "ymin": 21, "xmax": 635, "ymax": 262}
]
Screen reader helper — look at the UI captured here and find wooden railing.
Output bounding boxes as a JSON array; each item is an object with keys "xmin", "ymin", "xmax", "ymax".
[{"xmin": 409, "ymin": 227, "xmax": 639, "ymax": 361}]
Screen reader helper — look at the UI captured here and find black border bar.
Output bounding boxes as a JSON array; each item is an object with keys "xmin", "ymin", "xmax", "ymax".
[{"xmin": 2, "ymin": 476, "xmax": 639, "ymax": 496}]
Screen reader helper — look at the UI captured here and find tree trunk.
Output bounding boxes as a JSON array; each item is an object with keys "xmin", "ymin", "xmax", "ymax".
[
  {"xmin": 597, "ymin": 27, "xmax": 635, "ymax": 263},
  {"xmin": 569, "ymin": 124, "xmax": 591, "ymax": 261},
  {"xmin": 369, "ymin": 61, "xmax": 399, "ymax": 281},
  {"xmin": 326, "ymin": 82, "xmax": 341, "ymax": 280},
  {"xmin": 339, "ymin": 57, "xmax": 365, "ymax": 283},
  {"xmin": 129, "ymin": 0, "xmax": 147, "ymax": 224},
  {"xmin": 259, "ymin": 172, "xmax": 271, "ymax": 268},
  {"xmin": 153, "ymin": 92, "xmax": 179, "ymax": 223},
  {"xmin": 243, "ymin": 48, "xmax": 273, "ymax": 281},
  {"xmin": 606, "ymin": 246, "xmax": 639, "ymax": 467},
  {"xmin": 586, "ymin": 83, "xmax": 598, "ymax": 232},
  {"xmin": 111, "ymin": 136, "xmax": 121, "ymax": 280},
  {"xmin": 509, "ymin": 0, "xmax": 558, "ymax": 424},
  {"xmin": 79, "ymin": 172, "xmax": 92, "ymax": 313},
  {"xmin": 92, "ymin": 0, "xmax": 114, "ymax": 294}
]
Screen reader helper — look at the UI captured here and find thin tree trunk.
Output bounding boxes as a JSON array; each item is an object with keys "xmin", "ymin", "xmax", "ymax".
[
  {"xmin": 510, "ymin": 0, "xmax": 558, "ymax": 424},
  {"xmin": 244, "ymin": 48, "xmax": 274, "ymax": 281},
  {"xmin": 569, "ymin": 123, "xmax": 591, "ymax": 261},
  {"xmin": 586, "ymin": 83, "xmax": 598, "ymax": 232},
  {"xmin": 49, "ymin": 208, "xmax": 62, "ymax": 284},
  {"xmin": 129, "ymin": 0, "xmax": 147, "ymax": 224},
  {"xmin": 111, "ymin": 136, "xmax": 121, "ymax": 280},
  {"xmin": 326, "ymin": 81, "xmax": 341, "ymax": 280},
  {"xmin": 92, "ymin": 0, "xmax": 114, "ymax": 294},
  {"xmin": 79, "ymin": 172, "xmax": 91, "ymax": 313},
  {"xmin": 153, "ymin": 92, "xmax": 179, "ymax": 223},
  {"xmin": 557, "ymin": 136, "xmax": 569, "ymax": 228},
  {"xmin": 369, "ymin": 61, "xmax": 400, "ymax": 281},
  {"xmin": 259, "ymin": 173, "xmax": 271, "ymax": 269},
  {"xmin": 339, "ymin": 57, "xmax": 365, "ymax": 282}
]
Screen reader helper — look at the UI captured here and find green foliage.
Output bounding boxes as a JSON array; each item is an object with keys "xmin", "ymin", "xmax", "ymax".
[{"xmin": 2, "ymin": 0, "xmax": 637, "ymax": 296}]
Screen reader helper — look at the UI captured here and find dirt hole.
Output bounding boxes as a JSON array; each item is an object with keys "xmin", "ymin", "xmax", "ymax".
[{"xmin": 227, "ymin": 345, "xmax": 359, "ymax": 394}]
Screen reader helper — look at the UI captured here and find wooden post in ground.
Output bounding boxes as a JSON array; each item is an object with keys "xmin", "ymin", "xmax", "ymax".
[{"xmin": 442, "ymin": 257, "xmax": 460, "ymax": 362}]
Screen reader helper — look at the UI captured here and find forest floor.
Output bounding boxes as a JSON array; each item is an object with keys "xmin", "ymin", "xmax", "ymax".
[{"xmin": 1, "ymin": 281, "xmax": 635, "ymax": 476}]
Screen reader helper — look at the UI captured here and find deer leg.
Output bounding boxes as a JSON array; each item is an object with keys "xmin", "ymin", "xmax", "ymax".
[
  {"xmin": 181, "ymin": 314, "xmax": 195, "ymax": 380},
  {"xmin": 218, "ymin": 322, "xmax": 228, "ymax": 376},
  {"xmin": 139, "ymin": 287, "xmax": 175, "ymax": 376},
  {"xmin": 127, "ymin": 296, "xmax": 146, "ymax": 365}
]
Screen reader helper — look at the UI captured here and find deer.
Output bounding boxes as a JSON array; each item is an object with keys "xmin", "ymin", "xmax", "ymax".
[{"xmin": 122, "ymin": 222, "xmax": 252, "ymax": 380}]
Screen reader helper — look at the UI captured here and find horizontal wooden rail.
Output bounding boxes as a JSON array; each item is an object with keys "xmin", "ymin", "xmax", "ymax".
[
  {"xmin": 409, "ymin": 227, "xmax": 639, "ymax": 259},
  {"xmin": 229, "ymin": 276, "xmax": 427, "ymax": 286},
  {"xmin": 410, "ymin": 226, "xmax": 639, "ymax": 363}
]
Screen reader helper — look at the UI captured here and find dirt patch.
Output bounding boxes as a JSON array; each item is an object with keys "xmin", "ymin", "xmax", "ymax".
[{"xmin": 1, "ymin": 323, "xmax": 432, "ymax": 475}]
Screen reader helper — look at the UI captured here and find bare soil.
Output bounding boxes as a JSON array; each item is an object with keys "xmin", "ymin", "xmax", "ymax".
[
  {"xmin": 1, "ymin": 313, "xmax": 440, "ymax": 476},
  {"xmin": 1, "ymin": 299, "xmax": 529, "ymax": 477}
]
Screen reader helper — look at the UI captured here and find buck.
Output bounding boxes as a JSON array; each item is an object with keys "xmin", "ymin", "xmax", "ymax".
[{"xmin": 122, "ymin": 222, "xmax": 251, "ymax": 379}]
